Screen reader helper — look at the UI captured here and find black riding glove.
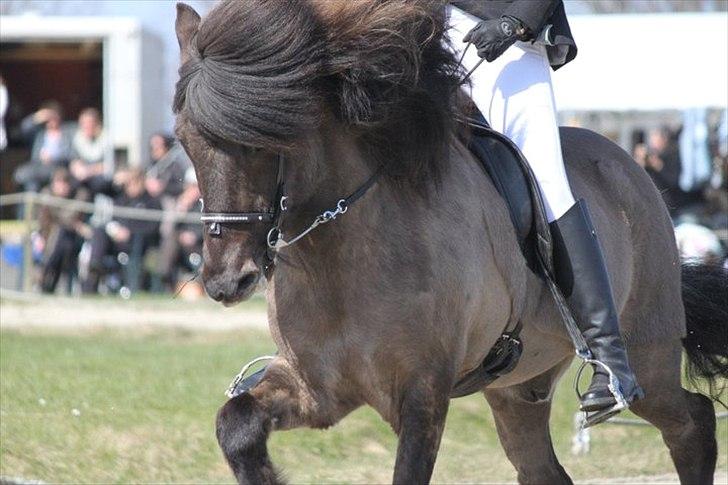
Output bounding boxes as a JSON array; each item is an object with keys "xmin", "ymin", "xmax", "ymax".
[{"xmin": 463, "ymin": 16, "xmax": 529, "ymax": 62}]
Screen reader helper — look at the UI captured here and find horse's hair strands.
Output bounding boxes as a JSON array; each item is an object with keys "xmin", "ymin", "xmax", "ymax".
[{"xmin": 174, "ymin": 0, "xmax": 464, "ymax": 187}]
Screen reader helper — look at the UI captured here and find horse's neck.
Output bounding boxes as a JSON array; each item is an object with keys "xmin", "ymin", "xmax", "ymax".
[{"xmin": 280, "ymin": 128, "xmax": 373, "ymax": 231}]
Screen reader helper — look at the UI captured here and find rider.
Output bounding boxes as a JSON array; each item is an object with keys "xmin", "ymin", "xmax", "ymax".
[{"xmin": 447, "ymin": 1, "xmax": 644, "ymax": 420}]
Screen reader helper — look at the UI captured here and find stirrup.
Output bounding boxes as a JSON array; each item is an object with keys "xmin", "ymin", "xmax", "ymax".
[
  {"xmin": 574, "ymin": 358, "xmax": 629, "ymax": 428},
  {"xmin": 225, "ymin": 355, "xmax": 276, "ymax": 398},
  {"xmin": 581, "ymin": 401, "xmax": 628, "ymax": 427}
]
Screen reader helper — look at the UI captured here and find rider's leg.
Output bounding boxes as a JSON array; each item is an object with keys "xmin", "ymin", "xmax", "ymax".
[
  {"xmin": 448, "ymin": 6, "xmax": 574, "ymax": 221},
  {"xmin": 550, "ymin": 201, "xmax": 644, "ymax": 416},
  {"xmin": 448, "ymin": 6, "xmax": 642, "ymax": 417}
]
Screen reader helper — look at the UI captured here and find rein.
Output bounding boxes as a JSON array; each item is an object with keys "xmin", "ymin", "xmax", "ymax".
[{"xmin": 199, "ymin": 153, "xmax": 381, "ymax": 269}]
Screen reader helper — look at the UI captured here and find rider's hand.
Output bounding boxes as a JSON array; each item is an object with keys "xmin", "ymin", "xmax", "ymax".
[{"xmin": 463, "ymin": 16, "xmax": 527, "ymax": 62}]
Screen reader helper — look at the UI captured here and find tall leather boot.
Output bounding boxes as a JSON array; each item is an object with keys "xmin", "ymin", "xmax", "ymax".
[{"xmin": 550, "ymin": 199, "xmax": 643, "ymax": 421}]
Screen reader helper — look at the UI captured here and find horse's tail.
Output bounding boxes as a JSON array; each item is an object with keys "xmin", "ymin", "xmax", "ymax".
[{"xmin": 681, "ymin": 262, "xmax": 728, "ymax": 403}]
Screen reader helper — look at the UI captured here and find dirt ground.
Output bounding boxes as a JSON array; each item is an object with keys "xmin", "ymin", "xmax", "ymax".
[{"xmin": 0, "ymin": 292, "xmax": 267, "ymax": 331}]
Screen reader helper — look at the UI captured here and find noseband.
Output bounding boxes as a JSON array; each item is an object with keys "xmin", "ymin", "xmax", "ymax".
[
  {"xmin": 200, "ymin": 155, "xmax": 286, "ymax": 237},
  {"xmin": 200, "ymin": 154, "xmax": 380, "ymax": 269}
]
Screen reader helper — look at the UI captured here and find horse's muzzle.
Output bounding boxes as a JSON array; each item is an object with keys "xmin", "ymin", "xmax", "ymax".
[{"xmin": 203, "ymin": 262, "xmax": 260, "ymax": 306}]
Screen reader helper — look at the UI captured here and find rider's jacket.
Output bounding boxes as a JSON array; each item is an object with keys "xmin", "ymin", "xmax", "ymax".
[{"xmin": 449, "ymin": 0, "xmax": 577, "ymax": 70}]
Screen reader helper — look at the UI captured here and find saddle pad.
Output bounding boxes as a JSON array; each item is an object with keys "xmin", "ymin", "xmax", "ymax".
[{"xmin": 463, "ymin": 117, "xmax": 547, "ymax": 273}]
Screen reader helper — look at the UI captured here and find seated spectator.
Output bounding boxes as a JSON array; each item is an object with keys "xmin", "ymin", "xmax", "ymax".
[
  {"xmin": 68, "ymin": 108, "xmax": 111, "ymax": 196},
  {"xmin": 13, "ymin": 101, "xmax": 73, "ymax": 192},
  {"xmin": 156, "ymin": 167, "xmax": 203, "ymax": 292},
  {"xmin": 37, "ymin": 168, "xmax": 91, "ymax": 293},
  {"xmin": 81, "ymin": 168, "xmax": 161, "ymax": 295},
  {"xmin": 145, "ymin": 133, "xmax": 191, "ymax": 201}
]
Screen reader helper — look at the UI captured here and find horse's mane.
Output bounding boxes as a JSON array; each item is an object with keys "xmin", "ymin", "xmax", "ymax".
[{"xmin": 174, "ymin": 0, "xmax": 462, "ymax": 185}]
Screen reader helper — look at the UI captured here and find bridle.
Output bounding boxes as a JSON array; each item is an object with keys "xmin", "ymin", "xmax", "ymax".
[
  {"xmin": 199, "ymin": 153, "xmax": 380, "ymax": 270},
  {"xmin": 199, "ymin": 154, "xmax": 286, "ymax": 238},
  {"xmin": 198, "ymin": 40, "xmax": 479, "ymax": 272}
]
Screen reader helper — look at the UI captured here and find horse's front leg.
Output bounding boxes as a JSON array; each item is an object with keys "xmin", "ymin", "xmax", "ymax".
[
  {"xmin": 392, "ymin": 376, "xmax": 452, "ymax": 485},
  {"xmin": 215, "ymin": 359, "xmax": 343, "ymax": 485}
]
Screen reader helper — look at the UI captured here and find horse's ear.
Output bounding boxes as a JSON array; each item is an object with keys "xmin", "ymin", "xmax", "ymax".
[{"xmin": 176, "ymin": 2, "xmax": 201, "ymax": 64}]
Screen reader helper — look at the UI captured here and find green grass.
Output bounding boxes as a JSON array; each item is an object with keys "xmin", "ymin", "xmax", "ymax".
[{"xmin": 1, "ymin": 327, "xmax": 726, "ymax": 484}]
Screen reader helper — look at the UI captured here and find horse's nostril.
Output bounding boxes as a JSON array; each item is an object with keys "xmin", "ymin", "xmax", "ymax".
[{"xmin": 237, "ymin": 272, "xmax": 258, "ymax": 293}]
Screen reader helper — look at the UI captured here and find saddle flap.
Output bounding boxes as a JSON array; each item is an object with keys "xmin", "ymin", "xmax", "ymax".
[{"xmin": 464, "ymin": 119, "xmax": 542, "ymax": 272}]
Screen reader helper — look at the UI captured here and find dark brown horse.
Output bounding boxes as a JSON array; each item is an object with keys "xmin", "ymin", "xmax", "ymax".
[{"xmin": 173, "ymin": 1, "xmax": 727, "ymax": 484}]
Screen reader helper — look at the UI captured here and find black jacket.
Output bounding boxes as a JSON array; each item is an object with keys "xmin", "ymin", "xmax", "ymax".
[
  {"xmin": 450, "ymin": 0, "xmax": 577, "ymax": 70},
  {"xmin": 114, "ymin": 191, "xmax": 162, "ymax": 238}
]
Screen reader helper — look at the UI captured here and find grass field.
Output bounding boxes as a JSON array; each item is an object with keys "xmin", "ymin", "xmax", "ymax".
[{"xmin": 1, "ymin": 306, "xmax": 726, "ymax": 484}]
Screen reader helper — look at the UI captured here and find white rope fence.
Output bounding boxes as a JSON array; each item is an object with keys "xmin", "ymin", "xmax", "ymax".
[
  {"xmin": 0, "ymin": 191, "xmax": 202, "ymax": 292},
  {"xmin": 0, "ymin": 191, "xmax": 201, "ymax": 224}
]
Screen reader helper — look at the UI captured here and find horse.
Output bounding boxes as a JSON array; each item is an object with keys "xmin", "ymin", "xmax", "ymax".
[{"xmin": 172, "ymin": 1, "xmax": 728, "ymax": 484}]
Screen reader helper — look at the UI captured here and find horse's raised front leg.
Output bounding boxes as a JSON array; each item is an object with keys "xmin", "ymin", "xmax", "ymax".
[
  {"xmin": 484, "ymin": 358, "xmax": 573, "ymax": 485},
  {"xmin": 216, "ymin": 359, "xmax": 348, "ymax": 485},
  {"xmin": 392, "ymin": 374, "xmax": 452, "ymax": 485}
]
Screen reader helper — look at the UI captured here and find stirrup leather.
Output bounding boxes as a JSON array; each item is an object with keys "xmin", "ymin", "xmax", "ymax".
[{"xmin": 574, "ymin": 358, "xmax": 629, "ymax": 428}]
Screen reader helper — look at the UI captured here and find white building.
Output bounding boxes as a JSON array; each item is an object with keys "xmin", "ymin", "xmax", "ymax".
[{"xmin": 0, "ymin": 0, "xmax": 214, "ymax": 171}]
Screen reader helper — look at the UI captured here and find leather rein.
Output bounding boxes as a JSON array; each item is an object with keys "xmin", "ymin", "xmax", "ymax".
[{"xmin": 199, "ymin": 154, "xmax": 381, "ymax": 270}]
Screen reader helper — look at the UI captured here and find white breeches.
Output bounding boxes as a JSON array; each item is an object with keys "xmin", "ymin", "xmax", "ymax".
[{"xmin": 448, "ymin": 6, "xmax": 576, "ymax": 221}]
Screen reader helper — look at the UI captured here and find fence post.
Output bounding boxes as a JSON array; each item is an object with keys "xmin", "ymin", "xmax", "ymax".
[{"xmin": 22, "ymin": 192, "xmax": 35, "ymax": 292}]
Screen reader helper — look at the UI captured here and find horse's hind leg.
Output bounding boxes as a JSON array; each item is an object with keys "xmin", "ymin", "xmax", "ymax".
[
  {"xmin": 484, "ymin": 358, "xmax": 573, "ymax": 485},
  {"xmin": 628, "ymin": 340, "xmax": 717, "ymax": 485},
  {"xmin": 216, "ymin": 359, "xmax": 352, "ymax": 485}
]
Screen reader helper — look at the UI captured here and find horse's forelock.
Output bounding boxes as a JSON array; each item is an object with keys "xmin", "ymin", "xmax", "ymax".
[
  {"xmin": 174, "ymin": 0, "xmax": 463, "ymax": 187},
  {"xmin": 173, "ymin": 0, "xmax": 327, "ymax": 149}
]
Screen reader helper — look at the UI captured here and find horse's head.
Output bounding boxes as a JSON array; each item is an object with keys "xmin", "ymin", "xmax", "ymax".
[
  {"xmin": 173, "ymin": 3, "xmax": 296, "ymax": 305},
  {"xmin": 173, "ymin": 0, "xmax": 462, "ymax": 305},
  {"xmin": 175, "ymin": 113, "xmax": 280, "ymax": 305}
]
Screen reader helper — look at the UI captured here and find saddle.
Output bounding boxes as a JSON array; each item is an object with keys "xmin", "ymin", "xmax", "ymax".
[
  {"xmin": 449, "ymin": 115, "xmax": 557, "ymax": 398},
  {"xmin": 462, "ymin": 115, "xmax": 551, "ymax": 274}
]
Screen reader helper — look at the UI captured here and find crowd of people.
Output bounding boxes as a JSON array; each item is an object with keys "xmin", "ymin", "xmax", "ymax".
[
  {"xmin": 10, "ymin": 101, "xmax": 202, "ymax": 297},
  {"xmin": 631, "ymin": 122, "xmax": 728, "ymax": 265},
  {"xmin": 2, "ymin": 100, "xmax": 727, "ymax": 297}
]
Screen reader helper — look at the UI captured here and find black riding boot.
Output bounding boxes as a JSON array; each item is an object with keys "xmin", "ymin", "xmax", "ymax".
[{"xmin": 550, "ymin": 199, "xmax": 643, "ymax": 422}]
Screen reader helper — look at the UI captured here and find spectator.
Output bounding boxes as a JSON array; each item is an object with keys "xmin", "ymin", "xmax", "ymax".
[
  {"xmin": 13, "ymin": 101, "xmax": 73, "ymax": 192},
  {"xmin": 68, "ymin": 108, "xmax": 110, "ymax": 195},
  {"xmin": 634, "ymin": 126, "xmax": 694, "ymax": 217},
  {"xmin": 81, "ymin": 168, "xmax": 161, "ymax": 295},
  {"xmin": 145, "ymin": 133, "xmax": 190, "ymax": 200},
  {"xmin": 37, "ymin": 168, "xmax": 91, "ymax": 293},
  {"xmin": 156, "ymin": 167, "xmax": 202, "ymax": 292}
]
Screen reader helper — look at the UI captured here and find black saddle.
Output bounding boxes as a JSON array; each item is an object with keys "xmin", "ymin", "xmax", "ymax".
[
  {"xmin": 462, "ymin": 115, "xmax": 554, "ymax": 274},
  {"xmin": 449, "ymin": 115, "xmax": 558, "ymax": 398}
]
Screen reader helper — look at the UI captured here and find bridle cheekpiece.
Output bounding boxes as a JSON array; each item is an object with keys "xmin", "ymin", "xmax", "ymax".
[{"xmin": 199, "ymin": 154, "xmax": 380, "ymax": 270}]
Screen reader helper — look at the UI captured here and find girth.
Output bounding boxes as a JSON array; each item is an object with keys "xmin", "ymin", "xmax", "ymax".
[{"xmin": 449, "ymin": 115, "xmax": 556, "ymax": 398}]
